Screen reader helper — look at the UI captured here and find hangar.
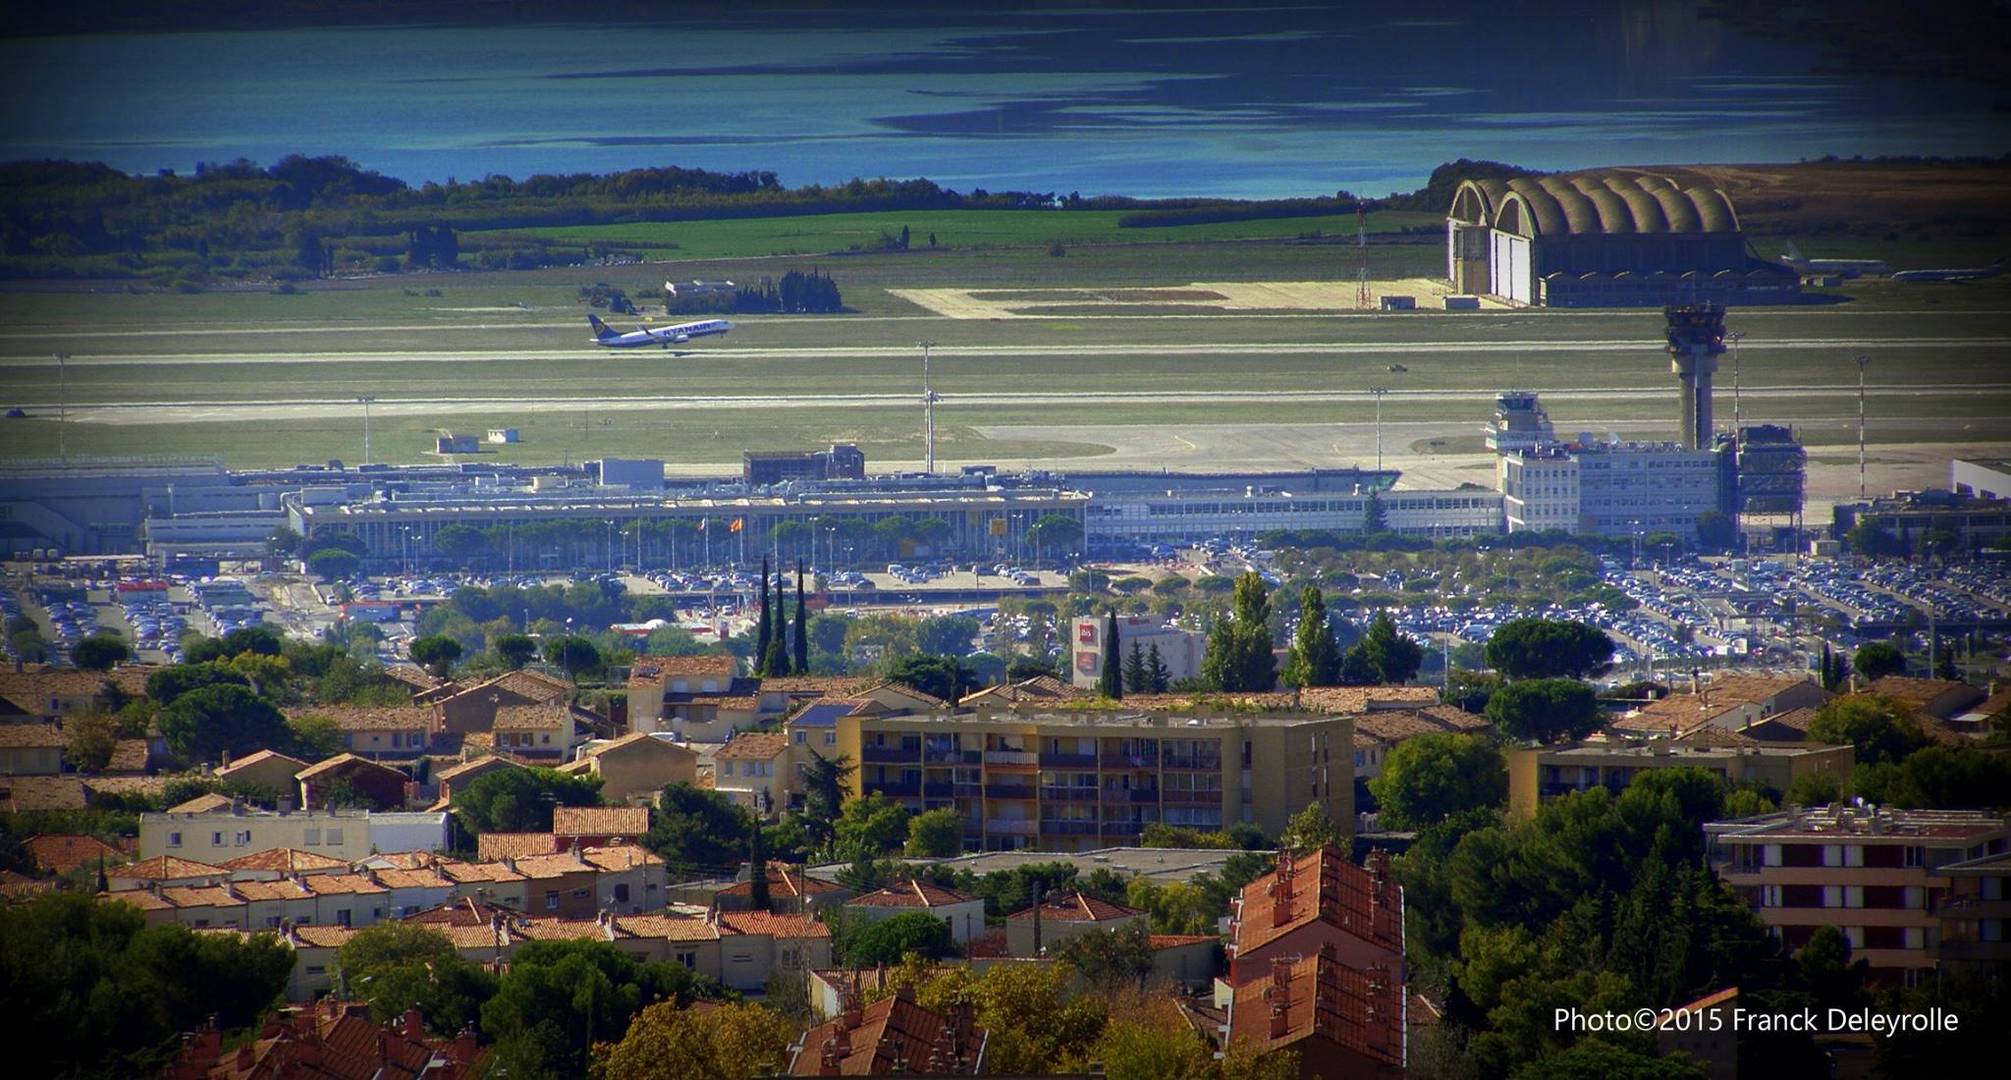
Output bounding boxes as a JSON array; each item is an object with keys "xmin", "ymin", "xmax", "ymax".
[{"xmin": 1446, "ymin": 169, "xmax": 1798, "ymax": 307}]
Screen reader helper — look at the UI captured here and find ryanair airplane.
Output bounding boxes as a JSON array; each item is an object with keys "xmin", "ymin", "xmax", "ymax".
[{"xmin": 587, "ymin": 314, "xmax": 734, "ymax": 348}]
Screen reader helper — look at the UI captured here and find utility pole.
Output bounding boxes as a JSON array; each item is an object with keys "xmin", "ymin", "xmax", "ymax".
[
  {"xmin": 918, "ymin": 341, "xmax": 938, "ymax": 473},
  {"xmin": 357, "ymin": 395, "xmax": 377, "ymax": 466},
  {"xmin": 1854, "ymin": 356, "xmax": 1869, "ymax": 501},
  {"xmin": 1355, "ymin": 204, "xmax": 1370, "ymax": 310},
  {"xmin": 55, "ymin": 353, "xmax": 67, "ymax": 465},
  {"xmin": 1727, "ymin": 329, "xmax": 1744, "ymax": 435},
  {"xmin": 1368, "ymin": 386, "xmax": 1390, "ymax": 472}
]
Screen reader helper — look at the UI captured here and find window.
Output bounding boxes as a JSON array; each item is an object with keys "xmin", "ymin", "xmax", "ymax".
[
  {"xmin": 212, "ymin": 831, "xmax": 225, "ymax": 846},
  {"xmin": 545, "ymin": 891, "xmax": 559, "ymax": 910},
  {"xmin": 795, "ymin": 731, "xmax": 806, "ymax": 744},
  {"xmin": 336, "ymin": 910, "xmax": 352, "ymax": 927},
  {"xmin": 614, "ymin": 883, "xmax": 630, "ymax": 903},
  {"xmin": 675, "ymin": 950, "xmax": 697, "ymax": 968},
  {"xmin": 304, "ymin": 829, "xmax": 321, "ymax": 846},
  {"xmin": 326, "ymin": 829, "xmax": 344, "ymax": 847},
  {"xmin": 236, "ymin": 830, "xmax": 251, "ymax": 846},
  {"xmin": 824, "ymin": 732, "xmax": 835, "ymax": 747},
  {"xmin": 168, "ymin": 832, "xmax": 182, "ymax": 848}
]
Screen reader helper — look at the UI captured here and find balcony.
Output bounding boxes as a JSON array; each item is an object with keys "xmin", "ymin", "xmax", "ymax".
[
  {"xmin": 985, "ymin": 784, "xmax": 1037, "ymax": 800},
  {"xmin": 984, "ymin": 819, "xmax": 1038, "ymax": 836},
  {"xmin": 1116, "ymin": 788, "xmax": 1160, "ymax": 803},
  {"xmin": 862, "ymin": 745, "xmax": 920, "ymax": 764},
  {"xmin": 923, "ymin": 781, "xmax": 954, "ymax": 798},
  {"xmin": 1039, "ymin": 751, "xmax": 1099, "ymax": 768},
  {"xmin": 872, "ymin": 780, "xmax": 921, "ymax": 798},
  {"xmin": 1161, "ymin": 757, "xmax": 1223, "ymax": 771},
  {"xmin": 922, "ymin": 748, "xmax": 963, "ymax": 764},
  {"xmin": 1040, "ymin": 820, "xmax": 1099, "ymax": 836},
  {"xmin": 1101, "ymin": 753, "xmax": 1155, "ymax": 769},
  {"xmin": 983, "ymin": 750, "xmax": 1039, "ymax": 767},
  {"xmin": 1164, "ymin": 789, "xmax": 1223, "ymax": 806},
  {"xmin": 1100, "ymin": 821, "xmax": 1146, "ymax": 838},
  {"xmin": 1040, "ymin": 787, "xmax": 1100, "ymax": 803},
  {"xmin": 953, "ymin": 782, "xmax": 984, "ymax": 799},
  {"xmin": 1936, "ymin": 939, "xmax": 2011, "ymax": 963}
]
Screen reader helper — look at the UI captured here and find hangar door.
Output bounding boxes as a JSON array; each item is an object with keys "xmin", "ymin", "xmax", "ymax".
[{"xmin": 1490, "ymin": 231, "xmax": 1532, "ymax": 304}]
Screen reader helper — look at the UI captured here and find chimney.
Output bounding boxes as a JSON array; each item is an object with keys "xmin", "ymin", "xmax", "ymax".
[{"xmin": 400, "ymin": 1009, "xmax": 424, "ymax": 1038}]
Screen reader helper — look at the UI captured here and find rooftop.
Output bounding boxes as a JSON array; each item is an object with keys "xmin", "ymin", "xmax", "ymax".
[
  {"xmin": 1004, "ymin": 890, "xmax": 1142, "ymax": 924},
  {"xmin": 1711, "ymin": 805, "xmax": 2010, "ymax": 842},
  {"xmin": 1232, "ymin": 846, "xmax": 1402, "ymax": 958},
  {"xmin": 848, "ymin": 879, "xmax": 978, "ymax": 909},
  {"xmin": 715, "ymin": 731, "xmax": 790, "ymax": 761},
  {"xmin": 552, "ymin": 806, "xmax": 650, "ymax": 836}
]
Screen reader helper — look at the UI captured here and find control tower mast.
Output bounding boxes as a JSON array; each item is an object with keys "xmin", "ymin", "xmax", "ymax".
[{"xmin": 1664, "ymin": 304, "xmax": 1727, "ymax": 449}]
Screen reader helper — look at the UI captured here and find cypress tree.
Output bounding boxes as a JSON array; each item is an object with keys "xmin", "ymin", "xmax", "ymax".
[
  {"xmin": 748, "ymin": 818, "xmax": 770, "ymax": 910},
  {"xmin": 1231, "ymin": 571, "xmax": 1277, "ymax": 691},
  {"xmin": 1098, "ymin": 608, "xmax": 1123, "ymax": 699},
  {"xmin": 1285, "ymin": 585, "xmax": 1341, "ymax": 687},
  {"xmin": 755, "ymin": 555, "xmax": 772, "ymax": 675},
  {"xmin": 769, "ymin": 567, "xmax": 792, "ymax": 676},
  {"xmin": 1123, "ymin": 640, "xmax": 1149, "ymax": 694},
  {"xmin": 1147, "ymin": 643, "xmax": 1170, "ymax": 693},
  {"xmin": 793, "ymin": 561, "xmax": 810, "ymax": 673}
]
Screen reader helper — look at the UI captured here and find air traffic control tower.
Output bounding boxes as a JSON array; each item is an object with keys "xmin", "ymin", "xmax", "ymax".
[{"xmin": 1664, "ymin": 303, "xmax": 1727, "ymax": 449}]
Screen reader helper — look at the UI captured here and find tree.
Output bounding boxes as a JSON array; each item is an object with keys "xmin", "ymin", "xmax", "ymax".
[
  {"xmin": 883, "ymin": 653, "xmax": 974, "ymax": 703},
  {"xmin": 906, "ymin": 807, "xmax": 964, "ymax": 857},
  {"xmin": 145, "ymin": 661, "xmax": 249, "ymax": 705},
  {"xmin": 62, "ymin": 711, "xmax": 120, "ymax": 772},
  {"xmin": 494, "ymin": 633, "xmax": 538, "ymax": 670},
  {"xmin": 646, "ymin": 783, "xmax": 751, "ymax": 875},
  {"xmin": 1694, "ymin": 510, "xmax": 1737, "ymax": 553},
  {"xmin": 1351, "ymin": 610, "xmax": 1423, "ymax": 684},
  {"xmin": 337, "ymin": 923, "xmax": 497, "ymax": 1035},
  {"xmin": 158, "ymin": 683, "xmax": 289, "ymax": 761},
  {"xmin": 1844, "ymin": 521, "xmax": 1902, "ymax": 558},
  {"xmin": 305, "ymin": 547, "xmax": 361, "ymax": 579},
  {"xmin": 1202, "ymin": 572, "xmax": 1277, "ymax": 692},
  {"xmin": 754, "ymin": 556, "xmax": 772, "ymax": 673},
  {"xmin": 1053, "ymin": 922, "xmax": 1154, "ymax": 989},
  {"xmin": 542, "ymin": 635, "xmax": 599, "ymax": 680},
  {"xmin": 1805, "ymin": 695, "xmax": 1930, "ymax": 766},
  {"xmin": 1784, "ymin": 769, "xmax": 1843, "ymax": 808},
  {"xmin": 73, "ymin": 634, "xmax": 130, "ymax": 672},
  {"xmin": 482, "ymin": 939, "xmax": 704, "ymax": 1078},
  {"xmin": 1484, "ymin": 618, "xmax": 1615, "ymax": 680},
  {"xmin": 1122, "ymin": 640, "xmax": 1149, "ymax": 694},
  {"xmin": 1363, "ymin": 491, "xmax": 1387, "ymax": 532},
  {"xmin": 287, "ymin": 713, "xmax": 344, "ymax": 759},
  {"xmin": 1281, "ymin": 800, "xmax": 1341, "ymax": 853},
  {"xmin": 1145, "ymin": 643, "xmax": 1170, "ymax": 693},
  {"xmin": 408, "ymin": 634, "xmax": 463, "ymax": 679},
  {"xmin": 1283, "ymin": 586, "xmax": 1342, "ymax": 687},
  {"xmin": 1933, "ymin": 637, "xmax": 1959, "ymax": 681},
  {"xmin": 1852, "ymin": 642, "xmax": 1906, "ymax": 682},
  {"xmin": 846, "ymin": 910, "xmax": 959, "ymax": 965},
  {"xmin": 798, "ymin": 749, "xmax": 856, "ymax": 850},
  {"xmin": 917, "ymin": 613, "xmax": 981, "ymax": 658},
  {"xmin": 451, "ymin": 767, "xmax": 603, "ymax": 834},
  {"xmin": 1098, "ymin": 609, "xmax": 1123, "ymax": 698},
  {"xmin": 1369, "ymin": 733, "xmax": 1508, "ymax": 829},
  {"xmin": 833, "ymin": 792, "xmax": 910, "ymax": 863},
  {"xmin": 594, "ymin": 999, "xmax": 794, "ymax": 1080},
  {"xmin": 1484, "ymin": 678, "xmax": 1602, "ymax": 743},
  {"xmin": 1512, "ymin": 1039, "xmax": 1709, "ymax": 1080}
]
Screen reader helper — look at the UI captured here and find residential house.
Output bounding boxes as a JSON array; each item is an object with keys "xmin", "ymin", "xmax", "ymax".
[
  {"xmin": 290, "ymin": 705, "xmax": 438, "ymax": 759},
  {"xmin": 1350, "ymin": 705, "xmax": 1489, "ymax": 780},
  {"xmin": 714, "ymin": 731, "xmax": 791, "ymax": 816},
  {"xmin": 614, "ymin": 913, "xmax": 723, "ymax": 974},
  {"xmin": 1228, "ymin": 847, "xmax": 1403, "ymax": 986},
  {"xmin": 217, "ymin": 847, "xmax": 351, "ymax": 880},
  {"xmin": 577, "ymin": 844, "xmax": 667, "ymax": 914},
  {"xmin": 1225, "ymin": 945, "xmax": 1406, "ymax": 1079},
  {"xmin": 1864, "ymin": 677, "xmax": 1991, "ymax": 739},
  {"xmin": 491, "ymin": 703, "xmax": 579, "ymax": 760},
  {"xmin": 0, "ymin": 668, "xmax": 148, "ymax": 722},
  {"xmin": 436, "ymin": 858, "xmax": 531, "ymax": 912},
  {"xmin": 957, "ymin": 675, "xmax": 1087, "ymax": 710},
  {"xmin": 513, "ymin": 849, "xmax": 604, "ymax": 919},
  {"xmin": 846, "ymin": 879, "xmax": 987, "ymax": 945},
  {"xmin": 430, "ymin": 754, "xmax": 521, "ymax": 809},
  {"xmin": 555, "ymin": 733, "xmax": 697, "ymax": 804},
  {"xmin": 716, "ymin": 865, "xmax": 848, "ymax": 914},
  {"xmin": 108, "ymin": 854, "xmax": 229, "ymax": 890},
  {"xmin": 713, "ymin": 909, "xmax": 832, "ymax": 992},
  {"xmin": 213, "ymin": 749, "xmax": 309, "ymax": 794},
  {"xmin": 165, "ymin": 998, "xmax": 485, "ymax": 1080},
  {"xmin": 1611, "ymin": 674, "xmax": 1831, "ymax": 740},
  {"xmin": 476, "ymin": 832, "xmax": 559, "ymax": 862},
  {"xmin": 1004, "ymin": 890, "xmax": 1147, "ymax": 957},
  {"xmin": 1150, "ymin": 934, "xmax": 1221, "ymax": 991},
  {"xmin": 627, "ymin": 655, "xmax": 745, "ymax": 737},
  {"xmin": 297, "ymin": 754, "xmax": 412, "ymax": 811},
  {"xmin": 23, "ymin": 833, "xmax": 130, "ymax": 876},
  {"xmin": 0, "ymin": 723, "xmax": 66, "ymax": 775},
  {"xmin": 138, "ymin": 807, "xmax": 450, "ymax": 861},
  {"xmin": 552, "ymin": 805, "xmax": 652, "ymax": 850},
  {"xmin": 434, "ymin": 669, "xmax": 572, "ymax": 735},
  {"xmin": 788, "ymin": 986, "xmax": 984, "ymax": 1076}
]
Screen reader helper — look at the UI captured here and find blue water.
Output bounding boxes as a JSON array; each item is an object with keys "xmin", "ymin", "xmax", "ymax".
[{"xmin": 1, "ymin": 4, "xmax": 2001, "ymax": 199}]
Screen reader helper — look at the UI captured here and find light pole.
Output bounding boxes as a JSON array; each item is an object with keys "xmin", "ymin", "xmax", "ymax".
[
  {"xmin": 357, "ymin": 395, "xmax": 377, "ymax": 466},
  {"xmin": 1368, "ymin": 386, "xmax": 1390, "ymax": 472},
  {"xmin": 918, "ymin": 341, "xmax": 938, "ymax": 474},
  {"xmin": 1727, "ymin": 329, "xmax": 1745, "ymax": 435},
  {"xmin": 1854, "ymin": 355, "xmax": 1869, "ymax": 501},
  {"xmin": 54, "ymin": 353, "xmax": 67, "ymax": 465}
]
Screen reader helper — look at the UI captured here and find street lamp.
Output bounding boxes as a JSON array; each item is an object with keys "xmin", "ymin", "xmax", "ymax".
[
  {"xmin": 54, "ymin": 353, "xmax": 67, "ymax": 465},
  {"xmin": 1368, "ymin": 386, "xmax": 1391, "ymax": 472},
  {"xmin": 356, "ymin": 395, "xmax": 377, "ymax": 466},
  {"xmin": 918, "ymin": 341, "xmax": 938, "ymax": 473}
]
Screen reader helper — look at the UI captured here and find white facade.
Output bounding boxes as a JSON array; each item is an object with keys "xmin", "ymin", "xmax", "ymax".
[
  {"xmin": 1067, "ymin": 616, "xmax": 1206, "ymax": 689},
  {"xmin": 1496, "ymin": 440, "xmax": 1722, "ymax": 540},
  {"xmin": 1087, "ymin": 488, "xmax": 1502, "ymax": 543},
  {"xmin": 140, "ymin": 808, "xmax": 451, "ymax": 860},
  {"xmin": 1952, "ymin": 459, "xmax": 2011, "ymax": 501},
  {"xmin": 1499, "ymin": 451, "xmax": 1581, "ymax": 533}
]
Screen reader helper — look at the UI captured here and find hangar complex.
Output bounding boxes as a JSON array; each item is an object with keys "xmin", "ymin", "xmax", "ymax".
[{"xmin": 1445, "ymin": 169, "xmax": 1799, "ymax": 307}]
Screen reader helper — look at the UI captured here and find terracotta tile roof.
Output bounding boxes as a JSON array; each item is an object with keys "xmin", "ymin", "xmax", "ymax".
[
  {"xmin": 159, "ymin": 884, "xmax": 245, "ymax": 908},
  {"xmin": 491, "ymin": 703, "xmax": 571, "ymax": 731},
  {"xmin": 615, "ymin": 914, "xmax": 721, "ymax": 941},
  {"xmin": 301, "ymin": 873, "xmax": 390, "ymax": 896},
  {"xmin": 577, "ymin": 844, "xmax": 663, "ymax": 872},
  {"xmin": 289, "ymin": 925, "xmax": 362, "ymax": 949},
  {"xmin": 369, "ymin": 867, "xmax": 455, "ymax": 890},
  {"xmin": 0, "ymin": 776, "xmax": 86, "ymax": 811},
  {"xmin": 369, "ymin": 850, "xmax": 443, "ymax": 871},
  {"xmin": 286, "ymin": 705, "xmax": 436, "ymax": 732},
  {"xmin": 720, "ymin": 866, "xmax": 842, "ymax": 900},
  {"xmin": 1232, "ymin": 846, "xmax": 1402, "ymax": 959},
  {"xmin": 864, "ymin": 681, "xmax": 947, "ymax": 707},
  {"xmin": 400, "ymin": 896, "xmax": 513, "ymax": 925},
  {"xmin": 1150, "ymin": 934, "xmax": 1218, "ymax": 950},
  {"xmin": 959, "ymin": 675, "xmax": 1086, "ymax": 707},
  {"xmin": 296, "ymin": 752, "xmax": 408, "ymax": 781},
  {"xmin": 437, "ymin": 860, "xmax": 527, "ymax": 885},
  {"xmin": 1417, "ymin": 703, "xmax": 1489, "ymax": 731},
  {"xmin": 512, "ymin": 851, "xmax": 604, "ymax": 879},
  {"xmin": 485, "ymin": 669, "xmax": 574, "ymax": 701},
  {"xmin": 1005, "ymin": 890, "xmax": 1143, "ymax": 923},
  {"xmin": 215, "ymin": 749, "xmax": 309, "ymax": 779},
  {"xmin": 381, "ymin": 666, "xmax": 444, "ymax": 692},
  {"xmin": 762, "ymin": 675, "xmax": 876, "ymax": 695},
  {"xmin": 789, "ymin": 991, "xmax": 982, "ymax": 1076},
  {"xmin": 717, "ymin": 910, "xmax": 830, "ymax": 938},
  {"xmin": 100, "ymin": 888, "xmax": 173, "ymax": 911},
  {"xmin": 0, "ymin": 668, "xmax": 148, "ymax": 712},
  {"xmin": 102, "ymin": 738, "xmax": 151, "ymax": 773},
  {"xmin": 552, "ymin": 806, "xmax": 650, "ymax": 836},
  {"xmin": 965, "ymin": 928, "xmax": 1009, "ymax": 958},
  {"xmin": 1867, "ymin": 677, "xmax": 1986, "ymax": 715},
  {"xmin": 0, "ymin": 722, "xmax": 66, "ymax": 748},
  {"xmin": 218, "ymin": 848, "xmax": 352, "ymax": 874},
  {"xmin": 78, "ymin": 775, "xmax": 170, "ymax": 800},
  {"xmin": 576, "ymin": 731, "xmax": 694, "ymax": 760},
  {"xmin": 435, "ymin": 755, "xmax": 520, "ymax": 783},
  {"xmin": 1354, "ymin": 710, "xmax": 1460, "ymax": 744},
  {"xmin": 169, "ymin": 793, "xmax": 236, "ymax": 814},
  {"xmin": 24, "ymin": 834, "xmax": 130, "ymax": 875},
  {"xmin": 231, "ymin": 879, "xmax": 315, "ymax": 902},
  {"xmin": 629, "ymin": 655, "xmax": 739, "ymax": 689},
  {"xmin": 848, "ymin": 880, "xmax": 977, "ymax": 909},
  {"xmin": 1614, "ymin": 675, "xmax": 1826, "ymax": 735},
  {"xmin": 109, "ymin": 855, "xmax": 228, "ymax": 882},
  {"xmin": 475, "ymin": 833, "xmax": 558, "ymax": 861},
  {"xmin": 1675, "ymin": 726, "xmax": 1763, "ymax": 748},
  {"xmin": 1105, "ymin": 685, "xmax": 1440, "ymax": 716},
  {"xmin": 514, "ymin": 917, "xmax": 624, "ymax": 942},
  {"xmin": 1228, "ymin": 944, "xmax": 1404, "ymax": 1068},
  {"xmin": 715, "ymin": 731, "xmax": 789, "ymax": 761}
]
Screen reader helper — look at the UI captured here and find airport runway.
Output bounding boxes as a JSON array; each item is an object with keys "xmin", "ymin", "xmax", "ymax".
[{"xmin": 5, "ymin": 336, "xmax": 2011, "ymax": 366}]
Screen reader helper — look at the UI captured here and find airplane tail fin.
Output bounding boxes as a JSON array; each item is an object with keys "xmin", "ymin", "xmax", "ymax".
[
  {"xmin": 1783, "ymin": 240, "xmax": 1804, "ymax": 265},
  {"xmin": 588, "ymin": 314, "xmax": 616, "ymax": 340}
]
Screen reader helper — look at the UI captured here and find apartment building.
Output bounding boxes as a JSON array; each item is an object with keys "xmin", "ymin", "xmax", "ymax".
[
  {"xmin": 835, "ymin": 709, "xmax": 1354, "ymax": 853},
  {"xmin": 1937, "ymin": 851, "xmax": 2011, "ymax": 972},
  {"xmin": 138, "ymin": 807, "xmax": 451, "ymax": 860},
  {"xmin": 1228, "ymin": 847, "xmax": 1403, "ymax": 986},
  {"xmin": 1706, "ymin": 805, "xmax": 2011, "ymax": 985},
  {"xmin": 1064, "ymin": 614, "xmax": 1206, "ymax": 690},
  {"xmin": 1506, "ymin": 741, "xmax": 1853, "ymax": 820}
]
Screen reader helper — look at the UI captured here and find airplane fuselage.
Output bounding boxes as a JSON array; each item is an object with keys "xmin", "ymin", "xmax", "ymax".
[{"xmin": 589, "ymin": 316, "xmax": 734, "ymax": 348}]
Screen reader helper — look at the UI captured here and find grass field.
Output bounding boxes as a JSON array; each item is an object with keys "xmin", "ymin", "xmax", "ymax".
[{"xmin": 1, "ymin": 232, "xmax": 2007, "ymax": 473}]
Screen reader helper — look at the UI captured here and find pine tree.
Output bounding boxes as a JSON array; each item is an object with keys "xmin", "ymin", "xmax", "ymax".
[
  {"xmin": 1284, "ymin": 585, "xmax": 1341, "ymax": 687},
  {"xmin": 1098, "ymin": 609, "xmax": 1124, "ymax": 699},
  {"xmin": 1358, "ymin": 610, "xmax": 1423, "ymax": 684},
  {"xmin": 1362, "ymin": 491, "xmax": 1386, "ymax": 533},
  {"xmin": 754, "ymin": 556, "xmax": 772, "ymax": 675},
  {"xmin": 1123, "ymin": 640, "xmax": 1149, "ymax": 694},
  {"xmin": 793, "ymin": 560, "xmax": 810, "ymax": 673},
  {"xmin": 1934, "ymin": 636, "xmax": 1958, "ymax": 681},
  {"xmin": 1147, "ymin": 643, "xmax": 1170, "ymax": 693},
  {"xmin": 1231, "ymin": 572, "xmax": 1278, "ymax": 691}
]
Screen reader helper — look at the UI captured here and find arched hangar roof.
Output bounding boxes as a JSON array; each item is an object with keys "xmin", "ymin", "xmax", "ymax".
[{"xmin": 1448, "ymin": 170, "xmax": 1740, "ymax": 238}]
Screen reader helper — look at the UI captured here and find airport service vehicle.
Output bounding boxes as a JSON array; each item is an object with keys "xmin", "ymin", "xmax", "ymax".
[{"xmin": 588, "ymin": 314, "xmax": 734, "ymax": 348}]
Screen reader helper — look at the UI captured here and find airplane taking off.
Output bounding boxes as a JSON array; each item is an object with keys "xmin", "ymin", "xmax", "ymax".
[
  {"xmin": 588, "ymin": 314, "xmax": 734, "ymax": 348},
  {"xmin": 1891, "ymin": 258, "xmax": 2006, "ymax": 283}
]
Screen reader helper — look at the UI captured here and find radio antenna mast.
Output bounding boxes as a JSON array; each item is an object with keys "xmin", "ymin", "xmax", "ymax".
[{"xmin": 1356, "ymin": 204, "xmax": 1371, "ymax": 310}]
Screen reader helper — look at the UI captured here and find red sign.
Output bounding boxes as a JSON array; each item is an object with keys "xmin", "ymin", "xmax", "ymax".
[
  {"xmin": 1078, "ymin": 623, "xmax": 1097, "ymax": 644},
  {"xmin": 1075, "ymin": 651, "xmax": 1098, "ymax": 674}
]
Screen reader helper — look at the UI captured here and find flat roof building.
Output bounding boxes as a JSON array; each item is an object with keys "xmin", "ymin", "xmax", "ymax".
[{"xmin": 1507, "ymin": 740, "xmax": 1853, "ymax": 820}]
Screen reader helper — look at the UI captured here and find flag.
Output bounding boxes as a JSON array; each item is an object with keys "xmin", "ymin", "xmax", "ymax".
[
  {"xmin": 696, "ymin": 517, "xmax": 707, "ymax": 532},
  {"xmin": 729, "ymin": 517, "xmax": 744, "ymax": 534}
]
